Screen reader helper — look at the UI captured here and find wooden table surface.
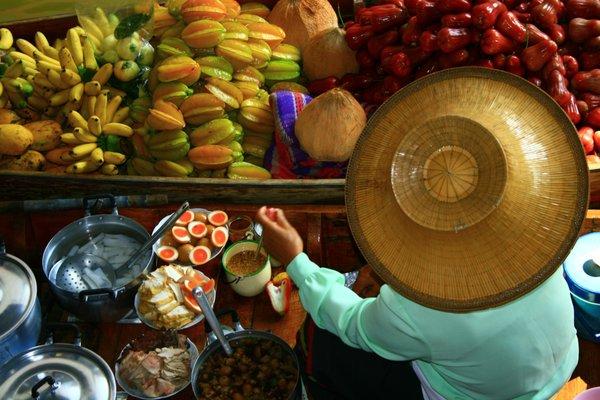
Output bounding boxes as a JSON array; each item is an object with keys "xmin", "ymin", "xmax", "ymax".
[{"xmin": 1, "ymin": 205, "xmax": 598, "ymax": 399}]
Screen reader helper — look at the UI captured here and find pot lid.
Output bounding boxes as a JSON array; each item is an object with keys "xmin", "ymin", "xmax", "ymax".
[
  {"xmin": 0, "ymin": 343, "xmax": 116, "ymax": 400},
  {"xmin": 563, "ymin": 232, "xmax": 600, "ymax": 298},
  {"xmin": 0, "ymin": 253, "xmax": 36, "ymax": 342}
]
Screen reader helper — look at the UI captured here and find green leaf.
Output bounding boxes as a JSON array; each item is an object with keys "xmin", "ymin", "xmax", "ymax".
[{"xmin": 114, "ymin": 13, "xmax": 151, "ymax": 40}]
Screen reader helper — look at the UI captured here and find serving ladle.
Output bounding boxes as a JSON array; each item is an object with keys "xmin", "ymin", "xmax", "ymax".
[
  {"xmin": 54, "ymin": 202, "xmax": 190, "ymax": 292},
  {"xmin": 193, "ymin": 286, "xmax": 233, "ymax": 356}
]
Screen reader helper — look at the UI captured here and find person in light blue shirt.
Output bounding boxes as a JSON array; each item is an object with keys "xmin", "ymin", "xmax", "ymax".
[{"xmin": 256, "ymin": 206, "xmax": 578, "ymax": 400}]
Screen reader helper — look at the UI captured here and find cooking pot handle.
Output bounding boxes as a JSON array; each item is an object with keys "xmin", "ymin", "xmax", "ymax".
[
  {"xmin": 204, "ymin": 308, "xmax": 244, "ymax": 337},
  {"xmin": 79, "ymin": 288, "xmax": 114, "ymax": 302},
  {"xmin": 44, "ymin": 322, "xmax": 82, "ymax": 347},
  {"xmin": 83, "ymin": 194, "xmax": 118, "ymax": 217},
  {"xmin": 30, "ymin": 376, "xmax": 59, "ymax": 398}
]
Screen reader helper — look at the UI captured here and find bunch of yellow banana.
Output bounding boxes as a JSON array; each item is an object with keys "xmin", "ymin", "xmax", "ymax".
[
  {"xmin": 76, "ymin": 7, "xmax": 154, "ymax": 72},
  {"xmin": 59, "ymin": 90, "xmax": 132, "ymax": 175},
  {"xmin": 9, "ymin": 28, "xmax": 103, "ymax": 119},
  {"xmin": 0, "ymin": 27, "xmax": 13, "ymax": 51},
  {"xmin": 76, "ymin": 7, "xmax": 119, "ymax": 56}
]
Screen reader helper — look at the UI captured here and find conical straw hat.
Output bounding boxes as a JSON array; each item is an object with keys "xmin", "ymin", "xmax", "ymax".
[{"xmin": 346, "ymin": 67, "xmax": 589, "ymax": 312}]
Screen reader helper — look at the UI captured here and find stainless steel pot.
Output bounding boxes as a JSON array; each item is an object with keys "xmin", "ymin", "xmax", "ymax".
[
  {"xmin": 191, "ymin": 309, "xmax": 301, "ymax": 400},
  {"xmin": 0, "ymin": 323, "xmax": 116, "ymax": 400},
  {"xmin": 41, "ymin": 194, "xmax": 154, "ymax": 322},
  {"xmin": 0, "ymin": 238, "xmax": 42, "ymax": 366}
]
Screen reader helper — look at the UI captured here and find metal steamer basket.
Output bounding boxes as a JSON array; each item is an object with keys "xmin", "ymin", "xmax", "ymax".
[{"xmin": 42, "ymin": 194, "xmax": 154, "ymax": 322}]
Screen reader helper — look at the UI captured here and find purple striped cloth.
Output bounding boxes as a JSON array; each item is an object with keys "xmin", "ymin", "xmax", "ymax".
[{"xmin": 265, "ymin": 91, "xmax": 347, "ymax": 179}]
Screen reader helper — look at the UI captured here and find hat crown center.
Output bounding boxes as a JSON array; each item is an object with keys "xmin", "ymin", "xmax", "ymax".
[{"xmin": 423, "ymin": 146, "xmax": 478, "ymax": 203}]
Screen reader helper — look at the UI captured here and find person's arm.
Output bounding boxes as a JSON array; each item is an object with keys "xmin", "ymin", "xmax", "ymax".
[
  {"xmin": 256, "ymin": 207, "xmax": 430, "ymax": 361},
  {"xmin": 287, "ymin": 252, "xmax": 429, "ymax": 360}
]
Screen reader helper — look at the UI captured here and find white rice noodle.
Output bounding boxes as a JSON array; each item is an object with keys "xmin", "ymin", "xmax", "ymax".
[{"xmin": 81, "ymin": 272, "xmax": 98, "ymax": 290}]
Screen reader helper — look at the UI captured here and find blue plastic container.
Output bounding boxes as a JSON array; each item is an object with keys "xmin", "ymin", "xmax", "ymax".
[{"xmin": 563, "ymin": 232, "xmax": 600, "ymax": 343}]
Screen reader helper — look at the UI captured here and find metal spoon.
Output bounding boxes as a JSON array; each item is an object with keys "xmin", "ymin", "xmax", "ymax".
[
  {"xmin": 254, "ymin": 234, "xmax": 264, "ymax": 260},
  {"xmin": 55, "ymin": 202, "xmax": 189, "ymax": 291},
  {"xmin": 193, "ymin": 286, "xmax": 233, "ymax": 356}
]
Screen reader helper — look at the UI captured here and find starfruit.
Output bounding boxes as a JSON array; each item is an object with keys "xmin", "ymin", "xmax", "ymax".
[
  {"xmin": 215, "ymin": 39, "xmax": 253, "ymax": 70},
  {"xmin": 148, "ymin": 66, "xmax": 160, "ymax": 92},
  {"xmin": 181, "ymin": 0, "xmax": 227, "ymax": 23},
  {"xmin": 228, "ymin": 140, "xmax": 244, "ymax": 161},
  {"xmin": 161, "ymin": 21, "xmax": 187, "ymax": 40},
  {"xmin": 227, "ymin": 161, "xmax": 271, "ymax": 179},
  {"xmin": 247, "ymin": 23, "xmax": 286, "ymax": 49},
  {"xmin": 233, "ymin": 66, "xmax": 265, "ymax": 86},
  {"xmin": 243, "ymin": 131, "xmax": 273, "ymax": 158},
  {"xmin": 238, "ymin": 98, "xmax": 274, "ymax": 134},
  {"xmin": 157, "ymin": 37, "xmax": 193, "ymax": 60},
  {"xmin": 222, "ymin": 0, "xmax": 241, "ymax": 18},
  {"xmin": 263, "ymin": 60, "xmax": 301, "ymax": 86},
  {"xmin": 167, "ymin": 0, "xmax": 187, "ymax": 17},
  {"xmin": 180, "ymin": 93, "xmax": 226, "ymax": 125},
  {"xmin": 232, "ymin": 122, "xmax": 244, "ymax": 142},
  {"xmin": 153, "ymin": 82, "xmax": 194, "ymax": 107},
  {"xmin": 222, "ymin": 21, "xmax": 249, "ymax": 41},
  {"xmin": 233, "ymin": 81, "xmax": 261, "ymax": 100},
  {"xmin": 272, "ymin": 44, "xmax": 302, "ymax": 63},
  {"xmin": 188, "ymin": 144, "xmax": 233, "ymax": 169},
  {"xmin": 154, "ymin": 159, "xmax": 193, "ymax": 177},
  {"xmin": 270, "ymin": 82, "xmax": 309, "ymax": 94},
  {"xmin": 196, "ymin": 56, "xmax": 233, "ymax": 81},
  {"xmin": 154, "ymin": 4, "xmax": 179, "ymax": 37},
  {"xmin": 181, "ymin": 20, "xmax": 225, "ymax": 49},
  {"xmin": 130, "ymin": 96, "xmax": 152, "ymax": 123},
  {"xmin": 131, "ymin": 133, "xmax": 152, "ymax": 159},
  {"xmin": 256, "ymin": 89, "xmax": 270, "ymax": 104},
  {"xmin": 235, "ymin": 13, "xmax": 266, "ymax": 25},
  {"xmin": 148, "ymin": 130, "xmax": 190, "ymax": 161},
  {"xmin": 130, "ymin": 157, "xmax": 157, "ymax": 176},
  {"xmin": 247, "ymin": 39, "xmax": 272, "ymax": 69},
  {"xmin": 147, "ymin": 100, "xmax": 186, "ymax": 130},
  {"xmin": 204, "ymin": 77, "xmax": 244, "ymax": 109},
  {"xmin": 190, "ymin": 118, "xmax": 235, "ymax": 146},
  {"xmin": 157, "ymin": 56, "xmax": 201, "ymax": 85},
  {"xmin": 244, "ymin": 155, "xmax": 265, "ymax": 166},
  {"xmin": 211, "ymin": 169, "xmax": 227, "ymax": 178},
  {"xmin": 240, "ymin": 3, "xmax": 270, "ymax": 18}
]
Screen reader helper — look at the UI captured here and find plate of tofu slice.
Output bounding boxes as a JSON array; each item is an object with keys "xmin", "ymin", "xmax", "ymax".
[{"xmin": 135, "ymin": 264, "xmax": 216, "ymax": 330}]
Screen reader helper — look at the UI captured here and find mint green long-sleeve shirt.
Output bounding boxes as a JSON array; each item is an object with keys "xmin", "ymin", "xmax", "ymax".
[{"xmin": 287, "ymin": 253, "xmax": 578, "ymax": 400}]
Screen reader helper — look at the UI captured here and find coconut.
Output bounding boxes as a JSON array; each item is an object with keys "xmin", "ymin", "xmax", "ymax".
[
  {"xmin": 266, "ymin": 0, "xmax": 338, "ymax": 50},
  {"xmin": 302, "ymin": 27, "xmax": 358, "ymax": 81},
  {"xmin": 295, "ymin": 88, "xmax": 366, "ymax": 162}
]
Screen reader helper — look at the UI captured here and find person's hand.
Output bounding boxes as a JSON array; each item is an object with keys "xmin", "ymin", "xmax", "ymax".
[{"xmin": 256, "ymin": 206, "xmax": 303, "ymax": 265}]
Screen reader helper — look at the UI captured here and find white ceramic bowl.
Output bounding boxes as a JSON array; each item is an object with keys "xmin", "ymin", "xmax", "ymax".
[
  {"xmin": 222, "ymin": 240, "xmax": 271, "ymax": 297},
  {"xmin": 115, "ymin": 337, "xmax": 199, "ymax": 399},
  {"xmin": 152, "ymin": 208, "xmax": 226, "ymax": 267}
]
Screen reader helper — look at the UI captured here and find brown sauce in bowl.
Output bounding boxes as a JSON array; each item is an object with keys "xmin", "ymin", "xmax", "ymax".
[{"xmin": 227, "ymin": 251, "xmax": 267, "ymax": 277}]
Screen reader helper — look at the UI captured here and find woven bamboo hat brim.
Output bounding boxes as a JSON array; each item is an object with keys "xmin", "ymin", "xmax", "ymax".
[{"xmin": 346, "ymin": 67, "xmax": 589, "ymax": 312}]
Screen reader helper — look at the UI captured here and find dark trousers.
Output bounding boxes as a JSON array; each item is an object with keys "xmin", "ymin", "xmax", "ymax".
[{"xmin": 294, "ymin": 317, "xmax": 424, "ymax": 400}]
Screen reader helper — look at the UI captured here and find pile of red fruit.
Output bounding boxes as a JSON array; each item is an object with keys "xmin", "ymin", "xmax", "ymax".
[{"xmin": 306, "ymin": 0, "xmax": 600, "ymax": 162}]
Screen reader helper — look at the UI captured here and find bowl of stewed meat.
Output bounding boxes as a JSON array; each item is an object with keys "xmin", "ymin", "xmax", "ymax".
[{"xmin": 191, "ymin": 309, "xmax": 301, "ymax": 400}]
